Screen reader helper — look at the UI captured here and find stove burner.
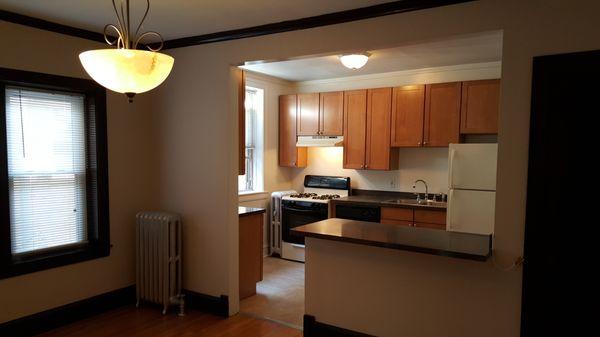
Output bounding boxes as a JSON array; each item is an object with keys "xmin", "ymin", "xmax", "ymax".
[
  {"xmin": 289, "ymin": 193, "xmax": 318, "ymax": 198},
  {"xmin": 312, "ymin": 194, "xmax": 341, "ymax": 200}
]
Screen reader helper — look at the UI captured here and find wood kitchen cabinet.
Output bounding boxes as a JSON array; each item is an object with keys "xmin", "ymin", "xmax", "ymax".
[
  {"xmin": 460, "ymin": 79, "xmax": 500, "ymax": 134},
  {"xmin": 319, "ymin": 91, "xmax": 344, "ymax": 135},
  {"xmin": 381, "ymin": 207, "xmax": 446, "ymax": 230},
  {"xmin": 343, "ymin": 90, "xmax": 368, "ymax": 169},
  {"xmin": 424, "ymin": 82, "xmax": 461, "ymax": 147},
  {"xmin": 279, "ymin": 95, "xmax": 307, "ymax": 167},
  {"xmin": 343, "ymin": 88, "xmax": 397, "ymax": 170},
  {"xmin": 296, "ymin": 93, "xmax": 320, "ymax": 135},
  {"xmin": 391, "ymin": 85, "xmax": 425, "ymax": 147},
  {"xmin": 239, "ymin": 209, "xmax": 264, "ymax": 300}
]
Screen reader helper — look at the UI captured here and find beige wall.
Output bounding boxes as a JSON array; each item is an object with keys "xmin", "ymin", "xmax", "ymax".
[
  {"xmin": 150, "ymin": 0, "xmax": 600, "ymax": 332},
  {"xmin": 0, "ymin": 22, "xmax": 159, "ymax": 323},
  {"xmin": 289, "ymin": 62, "xmax": 501, "ymax": 193}
]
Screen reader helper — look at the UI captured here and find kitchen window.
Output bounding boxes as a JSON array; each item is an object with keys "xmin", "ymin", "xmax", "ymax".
[
  {"xmin": 238, "ymin": 86, "xmax": 264, "ymax": 193},
  {"xmin": 0, "ymin": 67, "xmax": 109, "ymax": 279}
]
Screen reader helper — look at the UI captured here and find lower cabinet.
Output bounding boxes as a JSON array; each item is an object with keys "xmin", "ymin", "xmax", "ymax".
[
  {"xmin": 239, "ymin": 212, "xmax": 264, "ymax": 300},
  {"xmin": 381, "ymin": 207, "xmax": 446, "ymax": 230}
]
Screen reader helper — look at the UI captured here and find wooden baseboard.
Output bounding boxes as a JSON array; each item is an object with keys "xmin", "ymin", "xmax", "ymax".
[
  {"xmin": 0, "ymin": 286, "xmax": 135, "ymax": 337},
  {"xmin": 304, "ymin": 315, "xmax": 375, "ymax": 337},
  {"xmin": 183, "ymin": 289, "xmax": 229, "ymax": 317}
]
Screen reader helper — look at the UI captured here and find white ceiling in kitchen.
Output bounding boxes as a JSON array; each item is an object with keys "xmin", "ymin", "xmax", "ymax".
[
  {"xmin": 0, "ymin": 0, "xmax": 393, "ymax": 40},
  {"xmin": 242, "ymin": 31, "xmax": 503, "ymax": 82}
]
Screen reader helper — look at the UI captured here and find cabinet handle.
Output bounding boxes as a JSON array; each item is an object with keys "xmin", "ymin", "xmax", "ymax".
[
  {"xmin": 292, "ymin": 161, "xmax": 296, "ymax": 166},
  {"xmin": 418, "ymin": 142, "xmax": 422, "ymax": 146},
  {"xmin": 423, "ymin": 141, "xmax": 428, "ymax": 145}
]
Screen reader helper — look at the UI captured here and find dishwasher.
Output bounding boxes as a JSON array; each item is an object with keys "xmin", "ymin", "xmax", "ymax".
[{"xmin": 334, "ymin": 204, "xmax": 380, "ymax": 223}]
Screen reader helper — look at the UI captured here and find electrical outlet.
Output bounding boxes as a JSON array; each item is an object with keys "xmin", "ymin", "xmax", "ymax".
[{"xmin": 390, "ymin": 177, "xmax": 397, "ymax": 189}]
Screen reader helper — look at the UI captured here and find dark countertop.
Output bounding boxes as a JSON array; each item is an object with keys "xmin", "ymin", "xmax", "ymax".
[
  {"xmin": 238, "ymin": 206, "xmax": 266, "ymax": 217},
  {"xmin": 292, "ymin": 218, "xmax": 491, "ymax": 261},
  {"xmin": 332, "ymin": 195, "xmax": 447, "ymax": 211}
]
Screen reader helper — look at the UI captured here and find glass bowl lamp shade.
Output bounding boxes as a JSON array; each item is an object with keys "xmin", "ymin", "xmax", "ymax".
[
  {"xmin": 339, "ymin": 53, "xmax": 370, "ymax": 70},
  {"xmin": 79, "ymin": 49, "xmax": 174, "ymax": 97}
]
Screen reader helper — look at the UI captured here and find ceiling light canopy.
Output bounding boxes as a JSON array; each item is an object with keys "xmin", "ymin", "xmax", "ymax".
[
  {"xmin": 339, "ymin": 53, "xmax": 371, "ymax": 70},
  {"xmin": 79, "ymin": 0, "xmax": 174, "ymax": 102}
]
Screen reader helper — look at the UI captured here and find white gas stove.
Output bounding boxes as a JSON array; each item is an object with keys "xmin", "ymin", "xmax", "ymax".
[{"xmin": 278, "ymin": 176, "xmax": 351, "ymax": 262}]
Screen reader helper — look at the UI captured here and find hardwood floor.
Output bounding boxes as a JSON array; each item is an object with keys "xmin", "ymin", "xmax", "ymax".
[
  {"xmin": 37, "ymin": 305, "xmax": 302, "ymax": 337},
  {"xmin": 240, "ymin": 257, "xmax": 305, "ymax": 328}
]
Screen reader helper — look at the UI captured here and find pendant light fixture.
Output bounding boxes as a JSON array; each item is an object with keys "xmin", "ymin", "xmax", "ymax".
[
  {"xmin": 79, "ymin": 0, "xmax": 174, "ymax": 102},
  {"xmin": 339, "ymin": 52, "xmax": 371, "ymax": 70}
]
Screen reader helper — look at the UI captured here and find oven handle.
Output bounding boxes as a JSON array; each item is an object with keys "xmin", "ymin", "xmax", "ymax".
[{"xmin": 282, "ymin": 206, "xmax": 325, "ymax": 213}]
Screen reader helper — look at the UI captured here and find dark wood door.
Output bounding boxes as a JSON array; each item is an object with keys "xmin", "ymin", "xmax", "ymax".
[
  {"xmin": 365, "ymin": 87, "xmax": 393, "ymax": 170},
  {"xmin": 319, "ymin": 91, "xmax": 344, "ymax": 135},
  {"xmin": 460, "ymin": 79, "xmax": 500, "ymax": 134},
  {"xmin": 522, "ymin": 50, "xmax": 600, "ymax": 336},
  {"xmin": 343, "ymin": 90, "xmax": 367, "ymax": 169},
  {"xmin": 279, "ymin": 95, "xmax": 306, "ymax": 167},
  {"xmin": 296, "ymin": 93, "xmax": 319, "ymax": 136},
  {"xmin": 391, "ymin": 85, "xmax": 425, "ymax": 147},
  {"xmin": 424, "ymin": 82, "xmax": 461, "ymax": 147}
]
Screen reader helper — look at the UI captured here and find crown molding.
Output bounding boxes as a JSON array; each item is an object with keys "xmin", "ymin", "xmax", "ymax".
[{"xmin": 1, "ymin": 0, "xmax": 475, "ymax": 49}]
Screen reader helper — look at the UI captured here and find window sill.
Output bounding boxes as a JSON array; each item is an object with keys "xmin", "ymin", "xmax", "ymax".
[
  {"xmin": 238, "ymin": 191, "xmax": 269, "ymax": 203},
  {"xmin": 0, "ymin": 243, "xmax": 110, "ymax": 280}
]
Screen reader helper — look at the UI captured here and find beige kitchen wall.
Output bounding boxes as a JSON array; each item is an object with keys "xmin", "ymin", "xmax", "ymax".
[
  {"xmin": 150, "ymin": 0, "xmax": 600, "ymax": 331},
  {"xmin": 0, "ymin": 22, "xmax": 160, "ymax": 323},
  {"xmin": 290, "ymin": 61, "xmax": 502, "ymax": 194}
]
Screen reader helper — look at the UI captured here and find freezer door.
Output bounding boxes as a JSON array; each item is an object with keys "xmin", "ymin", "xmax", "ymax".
[
  {"xmin": 447, "ymin": 189, "xmax": 495, "ymax": 235},
  {"xmin": 449, "ymin": 143, "xmax": 498, "ymax": 190}
]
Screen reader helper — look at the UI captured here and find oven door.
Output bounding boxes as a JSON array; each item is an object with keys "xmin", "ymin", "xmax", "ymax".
[{"xmin": 282, "ymin": 202, "xmax": 328, "ymax": 245}]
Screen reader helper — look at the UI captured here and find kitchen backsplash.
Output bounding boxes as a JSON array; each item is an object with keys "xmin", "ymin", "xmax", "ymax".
[{"xmin": 290, "ymin": 147, "xmax": 449, "ymax": 194}]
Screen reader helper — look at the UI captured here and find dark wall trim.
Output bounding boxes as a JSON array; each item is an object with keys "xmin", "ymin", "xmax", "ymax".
[
  {"xmin": 0, "ymin": 286, "xmax": 135, "ymax": 337},
  {"xmin": 163, "ymin": 0, "xmax": 475, "ymax": 49},
  {"xmin": 304, "ymin": 315, "xmax": 375, "ymax": 337},
  {"xmin": 0, "ymin": 9, "xmax": 105, "ymax": 43},
  {"xmin": 183, "ymin": 289, "xmax": 229, "ymax": 317},
  {"xmin": 2, "ymin": 0, "xmax": 475, "ymax": 50}
]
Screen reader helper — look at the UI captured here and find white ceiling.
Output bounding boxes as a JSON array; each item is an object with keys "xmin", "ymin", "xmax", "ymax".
[
  {"xmin": 0, "ymin": 0, "xmax": 392, "ymax": 40},
  {"xmin": 242, "ymin": 31, "xmax": 503, "ymax": 82}
]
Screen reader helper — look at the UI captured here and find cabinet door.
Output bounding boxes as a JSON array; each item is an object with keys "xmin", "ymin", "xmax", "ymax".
[
  {"xmin": 296, "ymin": 93, "xmax": 320, "ymax": 136},
  {"xmin": 424, "ymin": 82, "xmax": 461, "ymax": 147},
  {"xmin": 460, "ymin": 79, "xmax": 500, "ymax": 134},
  {"xmin": 343, "ymin": 90, "xmax": 367, "ymax": 169},
  {"xmin": 279, "ymin": 95, "xmax": 307, "ymax": 167},
  {"xmin": 391, "ymin": 85, "xmax": 425, "ymax": 147},
  {"xmin": 320, "ymin": 91, "xmax": 344, "ymax": 136},
  {"xmin": 366, "ymin": 88, "xmax": 393, "ymax": 170}
]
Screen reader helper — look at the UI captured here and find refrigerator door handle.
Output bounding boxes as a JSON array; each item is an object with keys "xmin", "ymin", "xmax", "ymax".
[
  {"xmin": 448, "ymin": 148, "xmax": 456, "ymax": 189},
  {"xmin": 447, "ymin": 189, "xmax": 454, "ymax": 230}
]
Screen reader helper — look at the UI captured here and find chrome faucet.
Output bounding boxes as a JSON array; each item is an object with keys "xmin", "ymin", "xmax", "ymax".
[{"xmin": 413, "ymin": 179, "xmax": 429, "ymax": 203}]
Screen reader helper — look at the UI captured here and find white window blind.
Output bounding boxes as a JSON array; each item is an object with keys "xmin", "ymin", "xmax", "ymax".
[{"xmin": 5, "ymin": 86, "xmax": 88, "ymax": 255}]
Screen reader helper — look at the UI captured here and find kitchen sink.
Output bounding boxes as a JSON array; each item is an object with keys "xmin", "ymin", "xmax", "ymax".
[{"xmin": 384, "ymin": 199, "xmax": 447, "ymax": 208}]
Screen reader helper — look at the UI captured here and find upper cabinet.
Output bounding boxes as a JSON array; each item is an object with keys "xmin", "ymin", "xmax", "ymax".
[
  {"xmin": 319, "ymin": 91, "xmax": 344, "ymax": 136},
  {"xmin": 297, "ymin": 92, "xmax": 344, "ymax": 136},
  {"xmin": 424, "ymin": 82, "xmax": 461, "ymax": 147},
  {"xmin": 279, "ymin": 95, "xmax": 307, "ymax": 167},
  {"xmin": 344, "ymin": 88, "xmax": 397, "ymax": 170},
  {"xmin": 296, "ymin": 93, "xmax": 320, "ymax": 136},
  {"xmin": 391, "ymin": 85, "xmax": 425, "ymax": 147},
  {"xmin": 366, "ymin": 88, "xmax": 396, "ymax": 170},
  {"xmin": 343, "ymin": 90, "xmax": 368, "ymax": 169},
  {"xmin": 460, "ymin": 79, "xmax": 500, "ymax": 134}
]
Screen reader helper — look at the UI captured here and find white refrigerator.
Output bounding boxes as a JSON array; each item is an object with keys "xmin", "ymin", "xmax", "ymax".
[{"xmin": 447, "ymin": 143, "xmax": 498, "ymax": 235}]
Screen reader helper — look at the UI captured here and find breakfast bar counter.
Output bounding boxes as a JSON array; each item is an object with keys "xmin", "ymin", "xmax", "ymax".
[{"xmin": 292, "ymin": 217, "xmax": 491, "ymax": 261}]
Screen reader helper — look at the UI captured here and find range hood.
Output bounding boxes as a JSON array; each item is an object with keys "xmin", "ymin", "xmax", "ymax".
[{"xmin": 296, "ymin": 135, "xmax": 344, "ymax": 147}]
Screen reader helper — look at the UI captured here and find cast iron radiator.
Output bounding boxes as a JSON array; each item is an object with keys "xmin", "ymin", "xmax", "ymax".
[{"xmin": 135, "ymin": 212, "xmax": 184, "ymax": 315}]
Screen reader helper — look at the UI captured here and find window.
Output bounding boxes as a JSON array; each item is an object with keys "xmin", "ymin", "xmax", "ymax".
[
  {"xmin": 238, "ymin": 86, "xmax": 263, "ymax": 193},
  {"xmin": 0, "ymin": 67, "xmax": 109, "ymax": 279}
]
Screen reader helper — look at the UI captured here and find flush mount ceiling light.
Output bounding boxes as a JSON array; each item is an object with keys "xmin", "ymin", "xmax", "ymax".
[
  {"xmin": 339, "ymin": 52, "xmax": 371, "ymax": 70},
  {"xmin": 79, "ymin": 0, "xmax": 174, "ymax": 102}
]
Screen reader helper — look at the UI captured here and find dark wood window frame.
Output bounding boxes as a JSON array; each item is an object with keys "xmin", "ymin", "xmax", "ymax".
[{"xmin": 0, "ymin": 67, "xmax": 109, "ymax": 279}]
